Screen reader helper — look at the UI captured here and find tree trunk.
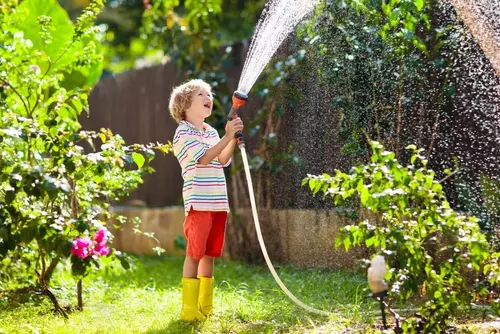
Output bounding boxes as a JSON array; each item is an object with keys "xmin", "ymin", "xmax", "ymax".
[{"xmin": 77, "ymin": 279, "xmax": 83, "ymax": 310}]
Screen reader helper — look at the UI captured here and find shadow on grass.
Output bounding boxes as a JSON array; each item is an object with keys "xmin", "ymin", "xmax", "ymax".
[
  {"xmin": 146, "ymin": 319, "xmax": 202, "ymax": 334},
  {"xmin": 145, "ymin": 313, "xmax": 281, "ymax": 334},
  {"xmin": 98, "ymin": 255, "xmax": 185, "ymax": 290}
]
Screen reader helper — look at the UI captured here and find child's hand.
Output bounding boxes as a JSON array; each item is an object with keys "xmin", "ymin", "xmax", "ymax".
[{"xmin": 225, "ymin": 117, "xmax": 244, "ymax": 138}]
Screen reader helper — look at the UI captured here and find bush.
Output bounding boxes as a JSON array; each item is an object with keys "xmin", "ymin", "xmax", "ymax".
[
  {"xmin": 0, "ymin": 0, "xmax": 170, "ymax": 315},
  {"xmin": 303, "ymin": 142, "xmax": 500, "ymax": 332}
]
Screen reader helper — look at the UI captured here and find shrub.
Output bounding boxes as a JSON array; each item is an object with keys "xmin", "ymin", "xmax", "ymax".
[
  {"xmin": 303, "ymin": 142, "xmax": 500, "ymax": 332},
  {"xmin": 0, "ymin": 0, "xmax": 170, "ymax": 316}
]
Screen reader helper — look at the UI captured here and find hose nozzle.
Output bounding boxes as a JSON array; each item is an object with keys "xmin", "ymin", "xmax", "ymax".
[{"xmin": 227, "ymin": 90, "xmax": 248, "ymax": 148}]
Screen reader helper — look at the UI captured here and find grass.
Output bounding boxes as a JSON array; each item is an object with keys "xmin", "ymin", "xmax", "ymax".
[
  {"xmin": 0, "ymin": 256, "xmax": 499, "ymax": 333},
  {"xmin": 0, "ymin": 256, "xmax": 376, "ymax": 333}
]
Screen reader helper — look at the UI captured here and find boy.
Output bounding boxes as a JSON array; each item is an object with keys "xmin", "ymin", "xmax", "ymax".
[{"xmin": 169, "ymin": 79, "xmax": 244, "ymax": 321}]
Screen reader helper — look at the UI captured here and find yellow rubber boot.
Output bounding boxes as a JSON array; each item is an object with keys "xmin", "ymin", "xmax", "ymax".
[
  {"xmin": 180, "ymin": 278, "xmax": 205, "ymax": 322},
  {"xmin": 198, "ymin": 276, "xmax": 214, "ymax": 316}
]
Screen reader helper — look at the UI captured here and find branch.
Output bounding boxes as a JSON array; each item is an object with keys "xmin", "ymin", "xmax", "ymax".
[
  {"xmin": 30, "ymin": 39, "xmax": 78, "ymax": 115},
  {"xmin": 361, "ymin": 128, "xmax": 373, "ymax": 143},
  {"xmin": 0, "ymin": 77, "xmax": 30, "ymax": 114},
  {"xmin": 41, "ymin": 286, "xmax": 68, "ymax": 318},
  {"xmin": 45, "ymin": 256, "xmax": 61, "ymax": 284},
  {"xmin": 439, "ymin": 168, "xmax": 461, "ymax": 184},
  {"xmin": 36, "ymin": 239, "xmax": 47, "ymax": 286},
  {"xmin": 361, "ymin": 128, "xmax": 373, "ymax": 162}
]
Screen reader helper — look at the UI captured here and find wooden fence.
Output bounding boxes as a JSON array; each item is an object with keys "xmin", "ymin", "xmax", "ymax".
[
  {"xmin": 83, "ymin": 64, "xmax": 184, "ymax": 207},
  {"xmin": 81, "ymin": 41, "xmax": 264, "ymax": 207}
]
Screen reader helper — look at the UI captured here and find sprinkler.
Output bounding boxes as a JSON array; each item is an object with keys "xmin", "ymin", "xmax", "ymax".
[
  {"xmin": 368, "ymin": 256, "xmax": 402, "ymax": 332},
  {"xmin": 227, "ymin": 90, "xmax": 248, "ymax": 149}
]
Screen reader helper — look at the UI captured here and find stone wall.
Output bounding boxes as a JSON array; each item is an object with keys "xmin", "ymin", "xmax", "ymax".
[
  {"xmin": 225, "ymin": 209, "xmax": 364, "ymax": 269},
  {"xmin": 110, "ymin": 206, "xmax": 187, "ymax": 257},
  {"xmin": 110, "ymin": 207, "xmax": 364, "ymax": 270}
]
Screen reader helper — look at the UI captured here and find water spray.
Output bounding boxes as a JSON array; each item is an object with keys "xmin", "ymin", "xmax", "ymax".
[
  {"xmin": 225, "ymin": 0, "xmax": 500, "ymax": 323},
  {"xmin": 226, "ymin": 0, "xmax": 336, "ymax": 317},
  {"xmin": 226, "ymin": 95, "xmax": 336, "ymax": 317},
  {"xmin": 227, "ymin": 90, "xmax": 334, "ymax": 315},
  {"xmin": 238, "ymin": 146, "xmax": 334, "ymax": 317}
]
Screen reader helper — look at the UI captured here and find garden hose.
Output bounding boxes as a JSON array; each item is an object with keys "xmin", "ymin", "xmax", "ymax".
[{"xmin": 231, "ymin": 90, "xmax": 335, "ymax": 317}]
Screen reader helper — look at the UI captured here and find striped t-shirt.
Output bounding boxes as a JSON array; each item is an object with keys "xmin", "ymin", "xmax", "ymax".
[{"xmin": 173, "ymin": 120, "xmax": 231, "ymax": 215}]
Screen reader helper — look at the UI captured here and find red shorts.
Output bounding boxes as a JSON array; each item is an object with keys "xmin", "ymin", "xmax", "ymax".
[{"xmin": 184, "ymin": 209, "xmax": 228, "ymax": 260}]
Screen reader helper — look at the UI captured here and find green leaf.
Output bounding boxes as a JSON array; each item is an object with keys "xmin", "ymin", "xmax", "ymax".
[
  {"xmin": 71, "ymin": 256, "xmax": 88, "ymax": 276},
  {"xmin": 64, "ymin": 159, "xmax": 76, "ymax": 174},
  {"xmin": 412, "ymin": 37, "xmax": 428, "ymax": 53},
  {"xmin": 335, "ymin": 235, "xmax": 343, "ymax": 248},
  {"xmin": 360, "ymin": 186, "xmax": 370, "ymax": 206},
  {"xmin": 414, "ymin": 0, "xmax": 424, "ymax": 11},
  {"xmin": 76, "ymin": 220, "xmax": 89, "ymax": 233},
  {"xmin": 493, "ymin": 299, "xmax": 500, "ymax": 316},
  {"xmin": 119, "ymin": 257, "xmax": 131, "ymax": 270},
  {"xmin": 61, "ymin": 70, "xmax": 87, "ymax": 91},
  {"xmin": 17, "ymin": 0, "xmax": 103, "ymax": 86},
  {"xmin": 381, "ymin": 1, "xmax": 391, "ymax": 16},
  {"xmin": 344, "ymin": 236, "xmax": 352, "ymax": 252},
  {"xmin": 59, "ymin": 240, "xmax": 73, "ymax": 257},
  {"xmin": 20, "ymin": 222, "xmax": 38, "ymax": 244},
  {"xmin": 62, "ymin": 53, "xmax": 102, "ymax": 90},
  {"xmin": 5, "ymin": 190, "xmax": 16, "ymax": 204},
  {"xmin": 72, "ymin": 98, "xmax": 83, "ymax": 114},
  {"xmin": 356, "ymin": 178, "xmax": 364, "ymax": 191},
  {"xmin": 365, "ymin": 236, "xmax": 375, "ymax": 247},
  {"xmin": 16, "ymin": 0, "xmax": 74, "ymax": 70},
  {"xmin": 85, "ymin": 57, "xmax": 103, "ymax": 87},
  {"xmin": 132, "ymin": 152, "xmax": 145, "ymax": 169}
]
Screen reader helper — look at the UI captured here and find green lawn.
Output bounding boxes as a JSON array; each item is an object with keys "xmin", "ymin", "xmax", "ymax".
[{"xmin": 0, "ymin": 256, "xmax": 498, "ymax": 333}]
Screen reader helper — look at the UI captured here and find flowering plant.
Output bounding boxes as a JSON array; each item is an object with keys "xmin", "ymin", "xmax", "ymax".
[
  {"xmin": 0, "ymin": 0, "xmax": 170, "ymax": 316},
  {"xmin": 71, "ymin": 228, "xmax": 110, "ymax": 260}
]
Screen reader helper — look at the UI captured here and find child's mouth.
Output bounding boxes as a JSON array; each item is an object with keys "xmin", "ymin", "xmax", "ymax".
[{"xmin": 204, "ymin": 103, "xmax": 211, "ymax": 109}]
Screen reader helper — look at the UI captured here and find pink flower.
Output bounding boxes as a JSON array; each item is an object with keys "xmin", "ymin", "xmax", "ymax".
[
  {"xmin": 92, "ymin": 228, "xmax": 110, "ymax": 257},
  {"xmin": 94, "ymin": 245, "xmax": 110, "ymax": 256},
  {"xmin": 71, "ymin": 237, "xmax": 92, "ymax": 259},
  {"xmin": 71, "ymin": 228, "xmax": 110, "ymax": 259},
  {"xmin": 94, "ymin": 228, "xmax": 108, "ymax": 244}
]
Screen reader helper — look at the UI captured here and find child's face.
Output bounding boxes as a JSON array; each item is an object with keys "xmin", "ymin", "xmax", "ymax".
[{"xmin": 186, "ymin": 86, "xmax": 213, "ymax": 120}]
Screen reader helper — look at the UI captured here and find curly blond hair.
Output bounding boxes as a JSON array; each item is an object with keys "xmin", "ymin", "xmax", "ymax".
[{"xmin": 169, "ymin": 79, "xmax": 212, "ymax": 123}]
